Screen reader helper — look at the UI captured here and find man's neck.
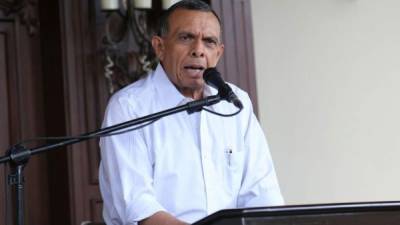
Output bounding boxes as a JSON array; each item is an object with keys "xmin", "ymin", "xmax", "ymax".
[{"xmin": 178, "ymin": 86, "xmax": 204, "ymax": 100}]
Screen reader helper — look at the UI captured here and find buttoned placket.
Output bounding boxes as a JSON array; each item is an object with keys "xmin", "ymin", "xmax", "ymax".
[{"xmin": 199, "ymin": 108, "xmax": 223, "ymax": 214}]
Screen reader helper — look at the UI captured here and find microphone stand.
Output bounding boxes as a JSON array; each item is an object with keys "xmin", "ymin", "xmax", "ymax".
[{"xmin": 0, "ymin": 95, "xmax": 221, "ymax": 225}]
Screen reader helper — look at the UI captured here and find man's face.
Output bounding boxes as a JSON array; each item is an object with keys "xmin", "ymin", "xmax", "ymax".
[{"xmin": 152, "ymin": 9, "xmax": 224, "ymax": 98}]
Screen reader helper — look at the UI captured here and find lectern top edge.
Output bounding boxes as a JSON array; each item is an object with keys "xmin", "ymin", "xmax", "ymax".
[{"xmin": 193, "ymin": 201, "xmax": 400, "ymax": 225}]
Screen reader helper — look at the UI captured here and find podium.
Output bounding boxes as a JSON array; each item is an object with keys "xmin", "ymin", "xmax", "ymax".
[{"xmin": 192, "ymin": 201, "xmax": 400, "ymax": 225}]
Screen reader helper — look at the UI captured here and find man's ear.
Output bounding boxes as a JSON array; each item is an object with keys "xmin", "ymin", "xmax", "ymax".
[
  {"xmin": 216, "ymin": 43, "xmax": 224, "ymax": 61},
  {"xmin": 152, "ymin": 36, "xmax": 165, "ymax": 61}
]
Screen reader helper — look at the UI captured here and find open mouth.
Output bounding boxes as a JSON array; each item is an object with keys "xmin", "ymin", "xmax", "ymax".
[{"xmin": 184, "ymin": 65, "xmax": 205, "ymax": 71}]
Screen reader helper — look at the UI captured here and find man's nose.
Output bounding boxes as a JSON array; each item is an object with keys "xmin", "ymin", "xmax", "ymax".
[{"xmin": 191, "ymin": 39, "xmax": 205, "ymax": 57}]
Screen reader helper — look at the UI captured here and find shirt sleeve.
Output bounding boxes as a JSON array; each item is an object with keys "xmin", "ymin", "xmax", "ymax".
[
  {"xmin": 99, "ymin": 95, "xmax": 166, "ymax": 224},
  {"xmin": 236, "ymin": 95, "xmax": 285, "ymax": 207}
]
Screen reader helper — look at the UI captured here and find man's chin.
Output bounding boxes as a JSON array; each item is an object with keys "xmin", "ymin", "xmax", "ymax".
[
  {"xmin": 178, "ymin": 81, "xmax": 205, "ymax": 98},
  {"xmin": 182, "ymin": 77, "xmax": 204, "ymax": 86}
]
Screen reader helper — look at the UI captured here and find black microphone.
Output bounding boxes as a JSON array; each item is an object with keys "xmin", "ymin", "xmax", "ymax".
[{"xmin": 203, "ymin": 68, "xmax": 243, "ymax": 109}]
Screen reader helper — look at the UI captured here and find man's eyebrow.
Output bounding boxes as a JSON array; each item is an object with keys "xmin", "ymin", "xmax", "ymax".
[
  {"xmin": 203, "ymin": 35, "xmax": 218, "ymax": 41},
  {"xmin": 177, "ymin": 31, "xmax": 195, "ymax": 36},
  {"xmin": 175, "ymin": 31, "xmax": 221, "ymax": 43}
]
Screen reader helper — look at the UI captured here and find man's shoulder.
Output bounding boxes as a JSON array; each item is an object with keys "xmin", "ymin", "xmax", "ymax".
[{"xmin": 108, "ymin": 73, "xmax": 156, "ymax": 110}]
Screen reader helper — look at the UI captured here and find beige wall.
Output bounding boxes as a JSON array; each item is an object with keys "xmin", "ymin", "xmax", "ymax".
[{"xmin": 251, "ymin": 0, "xmax": 400, "ymax": 204}]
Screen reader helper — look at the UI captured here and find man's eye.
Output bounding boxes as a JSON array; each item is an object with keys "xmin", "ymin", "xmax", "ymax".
[
  {"xmin": 204, "ymin": 39, "xmax": 218, "ymax": 47},
  {"xmin": 179, "ymin": 35, "xmax": 192, "ymax": 41},
  {"xmin": 206, "ymin": 39, "xmax": 216, "ymax": 44}
]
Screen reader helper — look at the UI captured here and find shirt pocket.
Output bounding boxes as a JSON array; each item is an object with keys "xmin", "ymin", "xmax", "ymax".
[{"xmin": 223, "ymin": 146, "xmax": 245, "ymax": 193}]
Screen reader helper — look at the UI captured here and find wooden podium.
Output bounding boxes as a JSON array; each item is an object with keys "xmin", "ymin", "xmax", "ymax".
[{"xmin": 192, "ymin": 201, "xmax": 400, "ymax": 225}]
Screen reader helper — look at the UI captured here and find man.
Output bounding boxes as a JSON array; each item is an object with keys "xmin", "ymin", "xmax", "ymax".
[{"xmin": 99, "ymin": 1, "xmax": 284, "ymax": 225}]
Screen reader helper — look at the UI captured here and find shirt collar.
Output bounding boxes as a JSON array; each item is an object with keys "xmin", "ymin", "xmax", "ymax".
[{"xmin": 152, "ymin": 64, "xmax": 219, "ymax": 108}]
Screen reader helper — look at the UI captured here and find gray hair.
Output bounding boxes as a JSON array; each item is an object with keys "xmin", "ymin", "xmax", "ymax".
[{"xmin": 157, "ymin": 0, "xmax": 222, "ymax": 38}]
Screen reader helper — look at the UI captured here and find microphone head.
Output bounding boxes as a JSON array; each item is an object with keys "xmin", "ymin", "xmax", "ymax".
[
  {"xmin": 203, "ymin": 67, "xmax": 230, "ymax": 100},
  {"xmin": 203, "ymin": 67, "xmax": 223, "ymax": 90},
  {"xmin": 203, "ymin": 67, "xmax": 219, "ymax": 84},
  {"xmin": 203, "ymin": 67, "xmax": 244, "ymax": 110}
]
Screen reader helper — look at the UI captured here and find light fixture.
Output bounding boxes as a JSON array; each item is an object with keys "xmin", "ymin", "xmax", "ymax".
[
  {"xmin": 162, "ymin": 0, "xmax": 180, "ymax": 9},
  {"xmin": 100, "ymin": 0, "xmax": 181, "ymax": 93},
  {"xmin": 133, "ymin": 0, "xmax": 152, "ymax": 9},
  {"xmin": 100, "ymin": 0, "xmax": 119, "ymax": 10}
]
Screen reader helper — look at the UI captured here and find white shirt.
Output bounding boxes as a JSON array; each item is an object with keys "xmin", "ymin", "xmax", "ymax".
[{"xmin": 99, "ymin": 64, "xmax": 284, "ymax": 225}]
